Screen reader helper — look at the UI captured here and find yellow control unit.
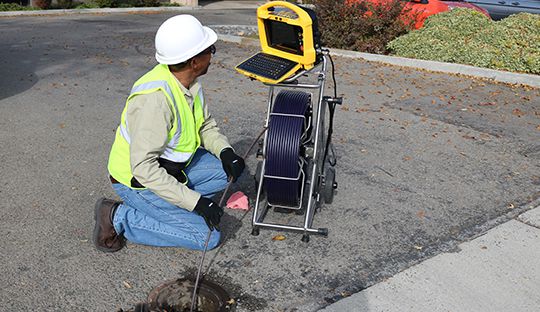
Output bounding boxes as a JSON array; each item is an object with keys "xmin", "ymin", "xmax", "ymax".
[{"xmin": 235, "ymin": 1, "xmax": 321, "ymax": 84}]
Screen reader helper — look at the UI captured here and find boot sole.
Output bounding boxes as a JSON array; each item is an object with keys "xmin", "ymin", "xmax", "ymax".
[{"xmin": 93, "ymin": 197, "xmax": 124, "ymax": 253}]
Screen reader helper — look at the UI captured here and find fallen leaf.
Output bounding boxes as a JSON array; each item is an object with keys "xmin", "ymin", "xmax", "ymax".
[
  {"xmin": 340, "ymin": 291, "xmax": 352, "ymax": 298},
  {"xmin": 403, "ymin": 156, "xmax": 411, "ymax": 161},
  {"xmin": 479, "ymin": 133, "xmax": 491, "ymax": 140},
  {"xmin": 512, "ymin": 109, "xmax": 526, "ymax": 117},
  {"xmin": 480, "ymin": 246, "xmax": 488, "ymax": 250},
  {"xmin": 123, "ymin": 281, "xmax": 132, "ymax": 289},
  {"xmin": 416, "ymin": 210, "xmax": 426, "ymax": 219},
  {"xmin": 59, "ymin": 123, "xmax": 66, "ymax": 129},
  {"xmin": 272, "ymin": 234, "xmax": 286, "ymax": 241}
]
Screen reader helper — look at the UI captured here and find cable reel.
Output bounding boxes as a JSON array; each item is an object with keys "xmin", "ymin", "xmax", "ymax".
[
  {"xmin": 264, "ymin": 90, "xmax": 311, "ymax": 209},
  {"xmin": 250, "ymin": 51, "xmax": 342, "ymax": 242}
]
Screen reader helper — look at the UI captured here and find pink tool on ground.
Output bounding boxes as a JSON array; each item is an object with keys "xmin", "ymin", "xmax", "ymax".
[{"xmin": 226, "ymin": 191, "xmax": 249, "ymax": 211}]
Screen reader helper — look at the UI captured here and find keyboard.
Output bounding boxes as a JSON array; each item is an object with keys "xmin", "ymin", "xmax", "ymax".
[{"xmin": 236, "ymin": 53, "xmax": 298, "ymax": 81}]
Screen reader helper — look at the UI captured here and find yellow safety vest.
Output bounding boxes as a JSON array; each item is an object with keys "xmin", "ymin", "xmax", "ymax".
[{"xmin": 108, "ymin": 64, "xmax": 205, "ymax": 188}]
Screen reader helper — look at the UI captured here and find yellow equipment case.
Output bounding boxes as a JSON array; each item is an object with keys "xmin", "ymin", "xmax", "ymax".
[{"xmin": 235, "ymin": 1, "xmax": 322, "ymax": 84}]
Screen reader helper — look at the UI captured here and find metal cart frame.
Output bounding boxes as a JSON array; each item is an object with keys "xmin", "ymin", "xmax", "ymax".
[{"xmin": 251, "ymin": 53, "xmax": 338, "ymax": 242}]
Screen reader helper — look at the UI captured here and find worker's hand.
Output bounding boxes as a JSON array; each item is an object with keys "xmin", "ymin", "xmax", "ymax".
[
  {"xmin": 194, "ymin": 197, "xmax": 223, "ymax": 231},
  {"xmin": 220, "ymin": 148, "xmax": 245, "ymax": 183}
]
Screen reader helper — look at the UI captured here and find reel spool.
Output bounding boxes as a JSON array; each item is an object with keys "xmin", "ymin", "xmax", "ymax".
[{"xmin": 264, "ymin": 90, "xmax": 311, "ymax": 208}]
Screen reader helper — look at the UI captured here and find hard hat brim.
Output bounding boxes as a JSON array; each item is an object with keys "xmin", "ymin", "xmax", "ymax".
[{"xmin": 155, "ymin": 26, "xmax": 218, "ymax": 65}]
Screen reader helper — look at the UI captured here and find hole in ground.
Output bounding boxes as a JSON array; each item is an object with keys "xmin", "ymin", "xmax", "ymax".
[{"xmin": 146, "ymin": 278, "xmax": 236, "ymax": 312}]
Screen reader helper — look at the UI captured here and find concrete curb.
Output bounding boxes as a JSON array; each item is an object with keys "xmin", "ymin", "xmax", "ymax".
[
  {"xmin": 0, "ymin": 6, "xmax": 195, "ymax": 17},
  {"xmin": 217, "ymin": 34, "xmax": 540, "ymax": 89},
  {"xmin": 217, "ymin": 33, "xmax": 259, "ymax": 46}
]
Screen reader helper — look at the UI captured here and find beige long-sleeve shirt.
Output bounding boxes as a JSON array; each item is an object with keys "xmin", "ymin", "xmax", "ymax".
[{"xmin": 126, "ymin": 78, "xmax": 231, "ymax": 211}]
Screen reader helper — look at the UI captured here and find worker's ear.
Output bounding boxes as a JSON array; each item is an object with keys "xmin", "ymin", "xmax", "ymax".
[
  {"xmin": 190, "ymin": 55, "xmax": 205, "ymax": 71},
  {"xmin": 189, "ymin": 57, "xmax": 199, "ymax": 70}
]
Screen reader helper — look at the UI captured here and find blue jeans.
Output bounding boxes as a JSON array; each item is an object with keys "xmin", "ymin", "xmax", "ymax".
[{"xmin": 111, "ymin": 149, "xmax": 228, "ymax": 250}]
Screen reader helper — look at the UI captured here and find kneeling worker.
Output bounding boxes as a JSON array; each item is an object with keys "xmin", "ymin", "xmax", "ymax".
[{"xmin": 93, "ymin": 15, "xmax": 245, "ymax": 253}]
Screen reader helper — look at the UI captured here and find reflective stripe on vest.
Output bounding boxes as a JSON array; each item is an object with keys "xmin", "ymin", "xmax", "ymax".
[
  {"xmin": 108, "ymin": 64, "xmax": 206, "ymax": 188},
  {"xmin": 119, "ymin": 80, "xmax": 203, "ymax": 163}
]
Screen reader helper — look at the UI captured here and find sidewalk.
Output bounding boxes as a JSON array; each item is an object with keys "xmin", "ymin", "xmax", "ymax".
[{"xmin": 319, "ymin": 206, "xmax": 540, "ymax": 312}]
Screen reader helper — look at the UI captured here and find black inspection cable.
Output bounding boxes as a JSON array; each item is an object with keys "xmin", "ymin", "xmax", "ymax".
[
  {"xmin": 321, "ymin": 49, "xmax": 339, "ymax": 168},
  {"xmin": 190, "ymin": 126, "xmax": 268, "ymax": 312},
  {"xmin": 265, "ymin": 90, "xmax": 311, "ymax": 207}
]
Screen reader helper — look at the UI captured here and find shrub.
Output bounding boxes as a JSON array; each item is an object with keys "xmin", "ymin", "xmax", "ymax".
[
  {"xmin": 92, "ymin": 0, "xmax": 118, "ymax": 7},
  {"xmin": 310, "ymin": 0, "xmax": 417, "ymax": 54},
  {"xmin": 56, "ymin": 0, "xmax": 73, "ymax": 8},
  {"xmin": 0, "ymin": 2, "xmax": 40, "ymax": 10},
  {"xmin": 74, "ymin": 2, "xmax": 99, "ymax": 8},
  {"xmin": 33, "ymin": 0, "xmax": 52, "ymax": 9},
  {"xmin": 135, "ymin": 0, "xmax": 160, "ymax": 7},
  {"xmin": 93, "ymin": 0, "xmax": 161, "ymax": 7},
  {"xmin": 387, "ymin": 9, "xmax": 540, "ymax": 74},
  {"xmin": 159, "ymin": 2, "xmax": 182, "ymax": 6}
]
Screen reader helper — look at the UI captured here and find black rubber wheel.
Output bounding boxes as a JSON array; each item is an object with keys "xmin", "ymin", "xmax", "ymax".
[
  {"xmin": 251, "ymin": 227, "xmax": 260, "ymax": 236},
  {"xmin": 301, "ymin": 234, "xmax": 310, "ymax": 243},
  {"xmin": 323, "ymin": 166, "xmax": 336, "ymax": 204}
]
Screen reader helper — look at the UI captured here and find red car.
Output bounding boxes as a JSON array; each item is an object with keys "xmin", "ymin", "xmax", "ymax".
[{"xmin": 348, "ymin": 0, "xmax": 491, "ymax": 28}]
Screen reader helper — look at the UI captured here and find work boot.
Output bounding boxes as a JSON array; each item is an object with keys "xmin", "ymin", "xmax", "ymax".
[{"xmin": 93, "ymin": 197, "xmax": 125, "ymax": 253}]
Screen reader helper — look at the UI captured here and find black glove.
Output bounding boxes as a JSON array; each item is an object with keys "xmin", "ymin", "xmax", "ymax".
[
  {"xmin": 193, "ymin": 197, "xmax": 223, "ymax": 231},
  {"xmin": 220, "ymin": 148, "xmax": 245, "ymax": 183}
]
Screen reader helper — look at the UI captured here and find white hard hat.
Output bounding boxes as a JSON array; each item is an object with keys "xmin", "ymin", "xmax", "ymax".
[{"xmin": 155, "ymin": 15, "xmax": 217, "ymax": 65}]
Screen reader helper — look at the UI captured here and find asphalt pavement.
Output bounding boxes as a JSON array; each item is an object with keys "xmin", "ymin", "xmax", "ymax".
[{"xmin": 0, "ymin": 6, "xmax": 539, "ymax": 312}]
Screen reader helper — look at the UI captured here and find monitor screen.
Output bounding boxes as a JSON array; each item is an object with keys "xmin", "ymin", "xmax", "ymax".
[{"xmin": 265, "ymin": 20, "xmax": 304, "ymax": 56}]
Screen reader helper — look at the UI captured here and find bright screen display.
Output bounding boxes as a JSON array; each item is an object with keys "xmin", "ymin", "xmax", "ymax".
[{"xmin": 265, "ymin": 20, "xmax": 303, "ymax": 55}]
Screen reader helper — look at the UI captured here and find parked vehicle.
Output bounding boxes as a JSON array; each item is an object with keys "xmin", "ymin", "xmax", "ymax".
[
  {"xmin": 463, "ymin": 0, "xmax": 540, "ymax": 20},
  {"xmin": 348, "ymin": 0, "xmax": 490, "ymax": 28}
]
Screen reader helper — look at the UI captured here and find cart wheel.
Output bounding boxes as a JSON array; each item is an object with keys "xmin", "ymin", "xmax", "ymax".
[
  {"xmin": 301, "ymin": 234, "xmax": 310, "ymax": 243},
  {"xmin": 251, "ymin": 227, "xmax": 260, "ymax": 236},
  {"xmin": 323, "ymin": 166, "xmax": 336, "ymax": 204}
]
